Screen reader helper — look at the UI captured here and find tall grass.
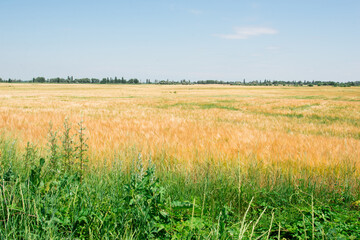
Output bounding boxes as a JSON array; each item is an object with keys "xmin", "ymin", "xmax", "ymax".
[
  {"xmin": 0, "ymin": 84, "xmax": 359, "ymax": 173},
  {"xmin": 1, "ymin": 122, "xmax": 360, "ymax": 239}
]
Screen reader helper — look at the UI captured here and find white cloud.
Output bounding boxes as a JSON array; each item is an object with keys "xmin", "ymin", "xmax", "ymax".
[
  {"xmin": 218, "ymin": 27, "xmax": 278, "ymax": 40},
  {"xmin": 188, "ymin": 9, "xmax": 202, "ymax": 15},
  {"xmin": 251, "ymin": 53, "xmax": 262, "ymax": 57},
  {"xmin": 251, "ymin": 3, "xmax": 261, "ymax": 9},
  {"xmin": 266, "ymin": 46, "xmax": 280, "ymax": 50}
]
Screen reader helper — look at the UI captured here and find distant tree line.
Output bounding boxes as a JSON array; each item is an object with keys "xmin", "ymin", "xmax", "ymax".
[
  {"xmin": 227, "ymin": 79, "xmax": 360, "ymax": 87},
  {"xmin": 156, "ymin": 79, "xmax": 360, "ymax": 87},
  {"xmin": 0, "ymin": 77, "xmax": 359, "ymax": 87},
  {"xmin": 28, "ymin": 76, "xmax": 140, "ymax": 84},
  {"xmin": 0, "ymin": 78, "xmax": 22, "ymax": 83}
]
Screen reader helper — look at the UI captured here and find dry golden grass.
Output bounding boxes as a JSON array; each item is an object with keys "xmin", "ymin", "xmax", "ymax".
[{"xmin": 1, "ymin": 84, "xmax": 359, "ymax": 174}]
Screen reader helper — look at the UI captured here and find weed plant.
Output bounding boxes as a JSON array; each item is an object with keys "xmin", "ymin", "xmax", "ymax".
[{"xmin": 0, "ymin": 122, "xmax": 360, "ymax": 239}]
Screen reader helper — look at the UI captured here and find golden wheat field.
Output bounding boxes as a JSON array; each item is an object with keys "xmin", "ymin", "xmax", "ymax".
[{"xmin": 1, "ymin": 83, "xmax": 359, "ymax": 174}]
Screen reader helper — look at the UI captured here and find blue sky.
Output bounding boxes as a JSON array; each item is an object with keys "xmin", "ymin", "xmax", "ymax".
[{"xmin": 0, "ymin": 0, "xmax": 359, "ymax": 81}]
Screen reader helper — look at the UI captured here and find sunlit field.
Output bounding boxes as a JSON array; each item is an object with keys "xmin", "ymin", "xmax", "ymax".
[
  {"xmin": 1, "ymin": 84, "xmax": 359, "ymax": 169},
  {"xmin": 1, "ymin": 83, "xmax": 360, "ymax": 238}
]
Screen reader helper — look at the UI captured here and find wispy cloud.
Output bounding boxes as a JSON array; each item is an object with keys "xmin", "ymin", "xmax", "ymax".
[
  {"xmin": 188, "ymin": 9, "xmax": 202, "ymax": 15},
  {"xmin": 217, "ymin": 27, "xmax": 278, "ymax": 40},
  {"xmin": 251, "ymin": 3, "xmax": 261, "ymax": 9},
  {"xmin": 266, "ymin": 46, "xmax": 280, "ymax": 50}
]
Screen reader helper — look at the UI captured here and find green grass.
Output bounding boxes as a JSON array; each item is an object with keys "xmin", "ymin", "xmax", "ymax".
[
  {"xmin": 284, "ymin": 95, "xmax": 360, "ymax": 102},
  {"xmin": 250, "ymin": 110, "xmax": 359, "ymax": 127},
  {"xmin": 273, "ymin": 104, "xmax": 320, "ymax": 111},
  {"xmin": 1, "ymin": 122, "xmax": 360, "ymax": 239},
  {"xmin": 156, "ymin": 102, "xmax": 239, "ymax": 111}
]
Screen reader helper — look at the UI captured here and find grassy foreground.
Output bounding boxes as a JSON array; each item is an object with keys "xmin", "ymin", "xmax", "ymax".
[
  {"xmin": 1, "ymin": 121, "xmax": 360, "ymax": 239},
  {"xmin": 1, "ymin": 84, "xmax": 360, "ymax": 238}
]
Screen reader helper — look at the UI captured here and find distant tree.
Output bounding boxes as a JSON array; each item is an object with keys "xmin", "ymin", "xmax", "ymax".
[
  {"xmin": 77, "ymin": 78, "xmax": 90, "ymax": 83},
  {"xmin": 33, "ymin": 77, "xmax": 46, "ymax": 83},
  {"xmin": 91, "ymin": 78, "xmax": 99, "ymax": 84}
]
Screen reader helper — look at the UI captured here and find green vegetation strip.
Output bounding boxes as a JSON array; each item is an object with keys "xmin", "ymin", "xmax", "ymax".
[{"xmin": 0, "ymin": 121, "xmax": 360, "ymax": 239}]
